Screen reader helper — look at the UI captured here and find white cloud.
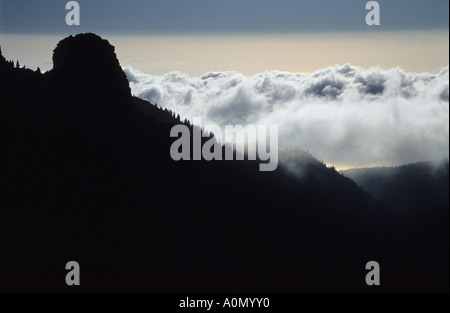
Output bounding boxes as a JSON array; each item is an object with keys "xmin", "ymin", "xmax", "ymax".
[{"xmin": 124, "ymin": 64, "xmax": 449, "ymax": 168}]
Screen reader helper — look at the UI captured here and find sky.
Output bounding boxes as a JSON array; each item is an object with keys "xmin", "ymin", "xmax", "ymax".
[
  {"xmin": 0, "ymin": 0, "xmax": 448, "ymax": 169},
  {"xmin": 0, "ymin": 0, "xmax": 449, "ymax": 34},
  {"xmin": 0, "ymin": 0, "xmax": 448, "ymax": 74}
]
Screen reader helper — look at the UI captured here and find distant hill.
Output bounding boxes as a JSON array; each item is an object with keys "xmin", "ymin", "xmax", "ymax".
[
  {"xmin": 0, "ymin": 34, "xmax": 447, "ymax": 292},
  {"xmin": 342, "ymin": 161, "xmax": 449, "ymax": 213}
]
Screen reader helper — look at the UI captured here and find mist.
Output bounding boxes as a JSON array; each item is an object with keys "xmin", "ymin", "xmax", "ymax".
[{"xmin": 125, "ymin": 64, "xmax": 449, "ymax": 169}]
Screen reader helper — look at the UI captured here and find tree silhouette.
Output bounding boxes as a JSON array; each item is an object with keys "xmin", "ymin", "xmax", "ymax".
[{"xmin": 0, "ymin": 46, "xmax": 5, "ymax": 63}]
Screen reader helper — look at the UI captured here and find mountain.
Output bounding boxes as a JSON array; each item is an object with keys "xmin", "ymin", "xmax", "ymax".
[
  {"xmin": 342, "ymin": 161, "xmax": 449, "ymax": 213},
  {"xmin": 0, "ymin": 34, "xmax": 447, "ymax": 292}
]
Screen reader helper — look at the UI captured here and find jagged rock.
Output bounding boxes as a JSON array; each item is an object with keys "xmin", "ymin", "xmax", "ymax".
[{"xmin": 52, "ymin": 33, "xmax": 131, "ymax": 102}]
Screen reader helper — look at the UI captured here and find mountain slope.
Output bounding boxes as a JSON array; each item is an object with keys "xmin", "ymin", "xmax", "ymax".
[{"xmin": 342, "ymin": 161, "xmax": 449, "ymax": 213}]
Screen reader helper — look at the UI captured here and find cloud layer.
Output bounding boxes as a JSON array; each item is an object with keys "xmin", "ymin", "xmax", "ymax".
[{"xmin": 124, "ymin": 64, "xmax": 449, "ymax": 169}]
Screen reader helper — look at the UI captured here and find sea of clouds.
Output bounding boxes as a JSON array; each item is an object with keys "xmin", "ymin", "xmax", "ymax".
[{"xmin": 124, "ymin": 64, "xmax": 449, "ymax": 168}]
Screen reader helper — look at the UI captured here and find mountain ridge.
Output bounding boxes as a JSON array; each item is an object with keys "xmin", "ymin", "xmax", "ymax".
[{"xmin": 342, "ymin": 161, "xmax": 449, "ymax": 213}]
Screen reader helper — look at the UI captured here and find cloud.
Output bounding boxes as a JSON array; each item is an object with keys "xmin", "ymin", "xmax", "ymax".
[{"xmin": 123, "ymin": 64, "xmax": 449, "ymax": 169}]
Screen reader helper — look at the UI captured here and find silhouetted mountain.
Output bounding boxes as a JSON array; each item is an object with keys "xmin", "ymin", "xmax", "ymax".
[
  {"xmin": 342, "ymin": 161, "xmax": 449, "ymax": 213},
  {"xmin": 341, "ymin": 161, "xmax": 449, "ymax": 289},
  {"xmin": 0, "ymin": 34, "xmax": 447, "ymax": 292}
]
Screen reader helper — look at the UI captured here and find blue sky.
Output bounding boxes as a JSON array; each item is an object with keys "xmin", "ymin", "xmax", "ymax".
[
  {"xmin": 0, "ymin": 0, "xmax": 448, "ymax": 76},
  {"xmin": 0, "ymin": 0, "xmax": 448, "ymax": 35}
]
